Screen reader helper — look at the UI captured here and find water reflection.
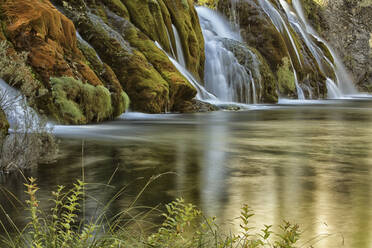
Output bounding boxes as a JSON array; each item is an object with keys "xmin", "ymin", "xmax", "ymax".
[{"xmin": 2, "ymin": 100, "xmax": 372, "ymax": 247}]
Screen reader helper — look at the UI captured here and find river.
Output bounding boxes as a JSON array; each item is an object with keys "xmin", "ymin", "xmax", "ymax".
[{"xmin": 1, "ymin": 99, "xmax": 372, "ymax": 247}]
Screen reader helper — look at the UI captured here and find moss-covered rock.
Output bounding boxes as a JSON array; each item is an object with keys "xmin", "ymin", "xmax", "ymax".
[
  {"xmin": 1, "ymin": 0, "xmax": 205, "ymax": 120},
  {"xmin": 174, "ymin": 99, "xmax": 218, "ymax": 113},
  {"xmin": 0, "ymin": 0, "xmax": 130, "ymax": 124},
  {"xmin": 57, "ymin": 0, "xmax": 198, "ymax": 113},
  {"xmin": 277, "ymin": 57, "xmax": 296, "ymax": 97},
  {"xmin": 162, "ymin": 0, "xmax": 205, "ymax": 81},
  {"xmin": 218, "ymin": 0, "xmax": 288, "ymax": 73},
  {"xmin": 105, "ymin": 10, "xmax": 197, "ymax": 111},
  {"xmin": 0, "ymin": 107, "xmax": 9, "ymax": 139},
  {"xmin": 120, "ymin": 0, "xmax": 174, "ymax": 55},
  {"xmin": 51, "ymin": 77, "xmax": 120, "ymax": 124},
  {"xmin": 72, "ymin": 12, "xmax": 170, "ymax": 113}
]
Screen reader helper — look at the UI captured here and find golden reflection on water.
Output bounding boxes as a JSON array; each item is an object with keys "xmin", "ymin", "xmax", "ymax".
[{"xmin": 2, "ymin": 102, "xmax": 372, "ymax": 247}]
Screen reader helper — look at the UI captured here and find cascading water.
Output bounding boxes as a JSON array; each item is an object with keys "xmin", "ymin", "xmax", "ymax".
[
  {"xmin": 172, "ymin": 25, "xmax": 187, "ymax": 68},
  {"xmin": 0, "ymin": 79, "xmax": 41, "ymax": 130},
  {"xmin": 197, "ymin": 6, "xmax": 258, "ymax": 104},
  {"xmin": 279, "ymin": 0, "xmax": 358, "ymax": 96},
  {"xmin": 165, "ymin": 27, "xmax": 176, "ymax": 59},
  {"xmin": 154, "ymin": 41, "xmax": 216, "ymax": 100},
  {"xmin": 326, "ymin": 78, "xmax": 342, "ymax": 99},
  {"xmin": 258, "ymin": 0, "xmax": 305, "ymax": 99}
]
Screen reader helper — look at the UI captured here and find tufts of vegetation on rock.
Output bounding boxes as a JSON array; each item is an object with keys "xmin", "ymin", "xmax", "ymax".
[
  {"xmin": 277, "ymin": 57, "xmax": 296, "ymax": 97},
  {"xmin": 51, "ymin": 77, "xmax": 115, "ymax": 125}
]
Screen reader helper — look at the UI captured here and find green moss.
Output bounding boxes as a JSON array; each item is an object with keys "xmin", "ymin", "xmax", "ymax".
[
  {"xmin": 181, "ymin": 0, "xmax": 189, "ymax": 9},
  {"xmin": 0, "ymin": 107, "xmax": 9, "ymax": 139},
  {"xmin": 51, "ymin": 77, "xmax": 113, "ymax": 124},
  {"xmin": 121, "ymin": 0, "xmax": 173, "ymax": 54},
  {"xmin": 196, "ymin": 0, "xmax": 219, "ymax": 9},
  {"xmin": 277, "ymin": 57, "xmax": 296, "ymax": 96},
  {"xmin": 77, "ymin": 37, "xmax": 104, "ymax": 76},
  {"xmin": 359, "ymin": 0, "xmax": 372, "ymax": 7},
  {"xmin": 250, "ymin": 47, "xmax": 278, "ymax": 103},
  {"xmin": 300, "ymin": 0, "xmax": 327, "ymax": 33},
  {"xmin": 74, "ymin": 13, "xmax": 170, "ymax": 113},
  {"xmin": 120, "ymin": 91, "xmax": 130, "ymax": 112},
  {"xmin": 162, "ymin": 0, "xmax": 205, "ymax": 81},
  {"xmin": 101, "ymin": 0, "xmax": 130, "ymax": 19},
  {"xmin": 106, "ymin": 12, "xmax": 196, "ymax": 110}
]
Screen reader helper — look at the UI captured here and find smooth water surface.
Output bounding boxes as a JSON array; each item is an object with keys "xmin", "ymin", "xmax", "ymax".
[{"xmin": 2, "ymin": 100, "xmax": 372, "ymax": 247}]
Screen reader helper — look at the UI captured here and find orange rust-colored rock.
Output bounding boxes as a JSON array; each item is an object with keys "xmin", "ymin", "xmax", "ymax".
[{"xmin": 1, "ymin": 0, "xmax": 102, "ymax": 87}]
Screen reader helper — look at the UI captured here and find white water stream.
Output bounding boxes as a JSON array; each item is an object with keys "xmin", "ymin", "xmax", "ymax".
[
  {"xmin": 0, "ymin": 79, "xmax": 42, "ymax": 131},
  {"xmin": 172, "ymin": 24, "xmax": 187, "ymax": 68},
  {"xmin": 282, "ymin": 0, "xmax": 358, "ymax": 96},
  {"xmin": 197, "ymin": 6, "xmax": 258, "ymax": 104}
]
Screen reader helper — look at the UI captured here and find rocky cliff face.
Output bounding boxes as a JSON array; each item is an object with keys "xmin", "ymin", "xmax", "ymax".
[
  {"xmin": 0, "ymin": 0, "xmax": 205, "ymax": 124},
  {"xmin": 301, "ymin": 0, "xmax": 372, "ymax": 91}
]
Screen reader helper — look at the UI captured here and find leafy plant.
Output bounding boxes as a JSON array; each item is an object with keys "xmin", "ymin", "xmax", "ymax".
[{"xmin": 0, "ymin": 176, "xmax": 327, "ymax": 248}]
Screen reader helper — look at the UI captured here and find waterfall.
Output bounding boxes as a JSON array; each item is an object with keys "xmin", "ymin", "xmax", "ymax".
[
  {"xmin": 165, "ymin": 27, "xmax": 176, "ymax": 58},
  {"xmin": 157, "ymin": 1, "xmax": 359, "ymax": 106},
  {"xmin": 326, "ymin": 78, "xmax": 342, "ymax": 99},
  {"xmin": 154, "ymin": 42, "xmax": 216, "ymax": 100},
  {"xmin": 284, "ymin": 0, "xmax": 357, "ymax": 96},
  {"xmin": 258, "ymin": 0, "xmax": 302, "ymax": 68},
  {"xmin": 0, "ymin": 79, "xmax": 41, "ymax": 130},
  {"xmin": 258, "ymin": 0, "xmax": 305, "ymax": 99},
  {"xmin": 172, "ymin": 24, "xmax": 187, "ymax": 68},
  {"xmin": 197, "ymin": 6, "xmax": 258, "ymax": 104},
  {"xmin": 256, "ymin": 0, "xmax": 358, "ymax": 99}
]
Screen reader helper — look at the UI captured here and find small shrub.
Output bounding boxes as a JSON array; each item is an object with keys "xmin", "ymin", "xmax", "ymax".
[{"xmin": 0, "ymin": 177, "xmax": 327, "ymax": 248}]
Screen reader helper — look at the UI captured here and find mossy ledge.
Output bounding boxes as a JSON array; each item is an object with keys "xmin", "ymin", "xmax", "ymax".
[
  {"xmin": 51, "ymin": 77, "xmax": 124, "ymax": 125},
  {"xmin": 0, "ymin": 0, "xmax": 207, "ymax": 124}
]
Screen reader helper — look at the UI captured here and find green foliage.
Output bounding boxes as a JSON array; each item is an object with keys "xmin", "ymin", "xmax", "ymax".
[
  {"xmin": 147, "ymin": 198, "xmax": 203, "ymax": 247},
  {"xmin": 51, "ymin": 77, "xmax": 113, "ymax": 124},
  {"xmin": 1, "ymin": 178, "xmax": 314, "ymax": 248},
  {"xmin": 16, "ymin": 177, "xmax": 105, "ymax": 248}
]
